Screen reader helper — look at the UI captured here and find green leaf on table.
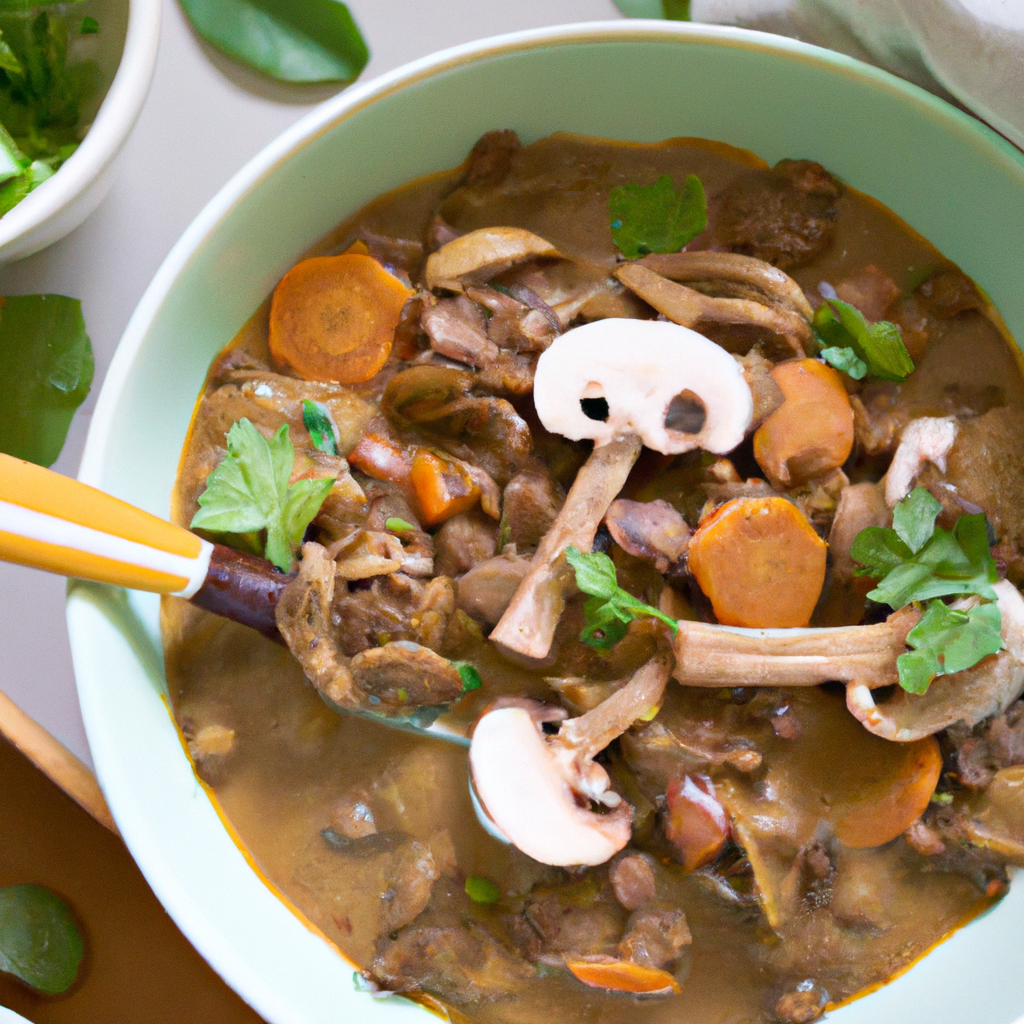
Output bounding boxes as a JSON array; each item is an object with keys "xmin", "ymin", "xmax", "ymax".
[
  {"xmin": 0, "ymin": 294, "xmax": 93, "ymax": 467},
  {"xmin": 178, "ymin": 0, "xmax": 369, "ymax": 84},
  {"xmin": 897, "ymin": 599, "xmax": 1004, "ymax": 695},
  {"xmin": 609, "ymin": 173, "xmax": 706, "ymax": 260},
  {"xmin": 0, "ymin": 884, "xmax": 84, "ymax": 995},
  {"xmin": 813, "ymin": 296, "xmax": 914, "ymax": 382},
  {"xmin": 566, "ymin": 546, "xmax": 679, "ymax": 650},
  {"xmin": 662, "ymin": 0, "xmax": 691, "ymax": 18},
  {"xmin": 820, "ymin": 345, "xmax": 867, "ymax": 380},
  {"xmin": 302, "ymin": 398, "xmax": 338, "ymax": 455},
  {"xmin": 190, "ymin": 418, "xmax": 335, "ymax": 571}
]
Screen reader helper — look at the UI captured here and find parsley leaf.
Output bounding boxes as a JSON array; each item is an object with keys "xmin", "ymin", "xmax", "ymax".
[
  {"xmin": 566, "ymin": 546, "xmax": 678, "ymax": 650},
  {"xmin": 464, "ymin": 875, "xmax": 500, "ymax": 904},
  {"xmin": 898, "ymin": 600, "xmax": 1004, "ymax": 694},
  {"xmin": 813, "ymin": 295, "xmax": 914, "ymax": 382},
  {"xmin": 453, "ymin": 662, "xmax": 482, "ymax": 693},
  {"xmin": 302, "ymin": 399, "xmax": 338, "ymax": 455},
  {"xmin": 385, "ymin": 516, "xmax": 415, "ymax": 533},
  {"xmin": 191, "ymin": 418, "xmax": 335, "ymax": 571},
  {"xmin": 609, "ymin": 173, "xmax": 707, "ymax": 260},
  {"xmin": 851, "ymin": 488, "xmax": 1004, "ymax": 695},
  {"xmin": 820, "ymin": 346, "xmax": 867, "ymax": 380}
]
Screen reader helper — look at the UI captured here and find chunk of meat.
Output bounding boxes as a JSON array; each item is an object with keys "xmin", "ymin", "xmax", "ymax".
[
  {"xmin": 609, "ymin": 853, "xmax": 658, "ymax": 911},
  {"xmin": 456, "ymin": 553, "xmax": 532, "ymax": 625},
  {"xmin": 774, "ymin": 983, "xmax": 826, "ymax": 1024},
  {"xmin": 464, "ymin": 128, "xmax": 521, "ymax": 188},
  {"xmin": 833, "ymin": 264, "xmax": 899, "ymax": 322},
  {"xmin": 372, "ymin": 923, "xmax": 535, "ymax": 1004},
  {"xmin": 828, "ymin": 481, "xmax": 888, "ymax": 582},
  {"xmin": 522, "ymin": 887, "xmax": 626, "ymax": 957},
  {"xmin": 333, "ymin": 571, "xmax": 456, "ymax": 657},
  {"xmin": 466, "ymin": 285, "xmax": 558, "ymax": 353},
  {"xmin": 349, "ymin": 642, "xmax": 463, "ymax": 716},
  {"xmin": 617, "ymin": 907, "xmax": 692, "ymax": 969},
  {"xmin": 697, "ymin": 159, "xmax": 843, "ymax": 270},
  {"xmin": 954, "ymin": 700, "xmax": 1024, "ymax": 790},
  {"xmin": 916, "ymin": 265, "xmax": 985, "ymax": 320},
  {"xmin": 421, "ymin": 294, "xmax": 499, "ymax": 368},
  {"xmin": 433, "ymin": 509, "xmax": 498, "ymax": 577},
  {"xmin": 499, "ymin": 470, "xmax": 565, "ymax": 552},
  {"xmin": 604, "ymin": 498, "xmax": 690, "ymax": 575}
]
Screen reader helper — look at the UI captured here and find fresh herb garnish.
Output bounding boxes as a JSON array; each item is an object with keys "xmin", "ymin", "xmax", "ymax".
[
  {"xmin": 464, "ymin": 875, "xmax": 501, "ymax": 904},
  {"xmin": 899, "ymin": 600, "xmax": 1003, "ymax": 694},
  {"xmin": 851, "ymin": 488, "xmax": 1002, "ymax": 694},
  {"xmin": 0, "ymin": 8, "xmax": 99, "ymax": 213},
  {"xmin": 0, "ymin": 884, "xmax": 84, "ymax": 995},
  {"xmin": 820, "ymin": 345, "xmax": 867, "ymax": 380},
  {"xmin": 454, "ymin": 662, "xmax": 482, "ymax": 693},
  {"xmin": 385, "ymin": 516, "xmax": 415, "ymax": 534},
  {"xmin": 565, "ymin": 545, "xmax": 679, "ymax": 650},
  {"xmin": 609, "ymin": 173, "xmax": 706, "ymax": 260},
  {"xmin": 0, "ymin": 293, "xmax": 93, "ymax": 467},
  {"xmin": 191, "ymin": 418, "xmax": 335, "ymax": 572},
  {"xmin": 79, "ymin": 16, "xmax": 98, "ymax": 35},
  {"xmin": 178, "ymin": 0, "xmax": 369, "ymax": 84},
  {"xmin": 813, "ymin": 294, "xmax": 914, "ymax": 382},
  {"xmin": 302, "ymin": 398, "xmax": 338, "ymax": 455}
]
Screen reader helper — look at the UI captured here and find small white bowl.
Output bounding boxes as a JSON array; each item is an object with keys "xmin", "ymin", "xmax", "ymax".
[{"xmin": 0, "ymin": 0, "xmax": 160, "ymax": 262}]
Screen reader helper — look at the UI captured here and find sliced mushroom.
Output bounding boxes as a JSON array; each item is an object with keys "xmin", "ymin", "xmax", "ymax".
[
  {"xmin": 671, "ymin": 606, "xmax": 920, "ymax": 688},
  {"xmin": 469, "ymin": 654, "xmax": 671, "ymax": 866},
  {"xmin": 490, "ymin": 319, "xmax": 753, "ymax": 660},
  {"xmin": 846, "ymin": 580, "xmax": 1024, "ymax": 741},
  {"xmin": 425, "ymin": 227, "xmax": 561, "ymax": 292},
  {"xmin": 884, "ymin": 415, "xmax": 959, "ymax": 507},
  {"xmin": 615, "ymin": 260, "xmax": 812, "ymax": 357}
]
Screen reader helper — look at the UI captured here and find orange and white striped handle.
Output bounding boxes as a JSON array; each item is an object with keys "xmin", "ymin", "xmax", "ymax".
[{"xmin": 0, "ymin": 453, "xmax": 213, "ymax": 598}]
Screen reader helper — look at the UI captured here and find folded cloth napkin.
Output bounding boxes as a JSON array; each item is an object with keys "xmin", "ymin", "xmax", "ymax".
[{"xmin": 615, "ymin": 0, "xmax": 1024, "ymax": 150}]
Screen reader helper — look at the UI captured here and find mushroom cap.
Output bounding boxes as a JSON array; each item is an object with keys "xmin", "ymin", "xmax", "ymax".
[
  {"xmin": 532, "ymin": 319, "xmax": 753, "ymax": 455},
  {"xmin": 425, "ymin": 227, "xmax": 561, "ymax": 292},
  {"xmin": 469, "ymin": 706, "xmax": 632, "ymax": 866}
]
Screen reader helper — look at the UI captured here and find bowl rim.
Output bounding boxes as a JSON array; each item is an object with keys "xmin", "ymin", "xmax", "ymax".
[
  {"xmin": 73, "ymin": 18, "xmax": 1024, "ymax": 1024},
  {"xmin": 0, "ymin": 0, "xmax": 162, "ymax": 252}
]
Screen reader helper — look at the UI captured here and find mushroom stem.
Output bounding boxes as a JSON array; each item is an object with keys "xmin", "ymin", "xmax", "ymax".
[
  {"xmin": 671, "ymin": 606, "xmax": 920, "ymax": 688},
  {"xmin": 615, "ymin": 263, "xmax": 811, "ymax": 356},
  {"xmin": 558, "ymin": 653, "xmax": 671, "ymax": 763},
  {"xmin": 490, "ymin": 434, "xmax": 642, "ymax": 660}
]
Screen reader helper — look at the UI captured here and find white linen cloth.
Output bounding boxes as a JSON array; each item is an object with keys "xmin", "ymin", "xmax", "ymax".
[{"xmin": 617, "ymin": 0, "xmax": 1024, "ymax": 150}]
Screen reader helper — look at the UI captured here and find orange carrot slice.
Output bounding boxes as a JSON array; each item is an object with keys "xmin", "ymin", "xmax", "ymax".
[
  {"xmin": 564, "ymin": 958, "xmax": 681, "ymax": 995},
  {"xmin": 410, "ymin": 449, "xmax": 480, "ymax": 526},
  {"xmin": 664, "ymin": 775, "xmax": 730, "ymax": 871},
  {"xmin": 348, "ymin": 433, "xmax": 413, "ymax": 488},
  {"xmin": 753, "ymin": 359, "xmax": 854, "ymax": 488},
  {"xmin": 688, "ymin": 496, "xmax": 827, "ymax": 628},
  {"xmin": 269, "ymin": 253, "xmax": 412, "ymax": 385},
  {"xmin": 833, "ymin": 735, "xmax": 942, "ymax": 848}
]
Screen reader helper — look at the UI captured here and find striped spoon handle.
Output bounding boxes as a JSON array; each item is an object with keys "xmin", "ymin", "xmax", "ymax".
[{"xmin": 0, "ymin": 452, "xmax": 213, "ymax": 598}]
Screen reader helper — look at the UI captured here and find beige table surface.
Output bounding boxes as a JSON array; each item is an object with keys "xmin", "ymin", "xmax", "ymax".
[{"xmin": 0, "ymin": 0, "xmax": 623, "ymax": 768}]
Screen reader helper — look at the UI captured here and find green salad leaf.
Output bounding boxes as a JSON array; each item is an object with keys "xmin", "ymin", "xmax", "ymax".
[
  {"xmin": 302, "ymin": 398, "xmax": 338, "ymax": 455},
  {"xmin": 609, "ymin": 173, "xmax": 706, "ymax": 260},
  {"xmin": 898, "ymin": 600, "xmax": 1004, "ymax": 695},
  {"xmin": 0, "ymin": 884, "xmax": 84, "ymax": 995},
  {"xmin": 565, "ymin": 545, "xmax": 678, "ymax": 650},
  {"xmin": 0, "ymin": 293, "xmax": 93, "ymax": 467},
  {"xmin": 178, "ymin": 0, "xmax": 369, "ymax": 84},
  {"xmin": 851, "ymin": 488, "xmax": 1003, "ymax": 694},
  {"xmin": 191, "ymin": 418, "xmax": 335, "ymax": 571},
  {"xmin": 813, "ymin": 294, "xmax": 914, "ymax": 382},
  {"xmin": 0, "ymin": 7, "xmax": 98, "ymax": 213}
]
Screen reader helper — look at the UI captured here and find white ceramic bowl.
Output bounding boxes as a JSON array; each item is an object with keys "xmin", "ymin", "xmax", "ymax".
[
  {"xmin": 68, "ymin": 21, "xmax": 1024, "ymax": 1024},
  {"xmin": 0, "ymin": 0, "xmax": 160, "ymax": 262}
]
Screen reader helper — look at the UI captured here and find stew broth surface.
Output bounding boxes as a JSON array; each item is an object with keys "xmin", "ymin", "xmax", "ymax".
[{"xmin": 163, "ymin": 132, "xmax": 1024, "ymax": 1024}]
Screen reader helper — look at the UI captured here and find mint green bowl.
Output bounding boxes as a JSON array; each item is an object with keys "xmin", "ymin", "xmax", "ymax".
[{"xmin": 67, "ymin": 21, "xmax": 1024, "ymax": 1024}]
